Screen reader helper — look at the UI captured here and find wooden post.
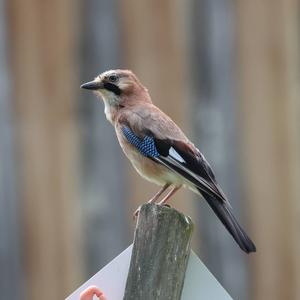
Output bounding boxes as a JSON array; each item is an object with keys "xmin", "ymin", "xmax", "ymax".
[{"xmin": 124, "ymin": 204, "xmax": 194, "ymax": 300}]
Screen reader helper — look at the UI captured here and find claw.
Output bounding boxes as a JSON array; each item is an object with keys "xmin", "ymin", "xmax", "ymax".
[{"xmin": 133, "ymin": 205, "xmax": 142, "ymax": 220}]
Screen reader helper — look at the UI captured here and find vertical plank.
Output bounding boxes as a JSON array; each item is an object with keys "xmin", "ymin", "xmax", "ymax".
[
  {"xmin": 119, "ymin": 0, "xmax": 198, "ymax": 235},
  {"xmin": 188, "ymin": 1, "xmax": 249, "ymax": 299},
  {"xmin": 0, "ymin": 1, "xmax": 23, "ymax": 298},
  {"xmin": 282, "ymin": 3, "xmax": 300, "ymax": 299},
  {"xmin": 8, "ymin": 0, "xmax": 82, "ymax": 299},
  {"xmin": 236, "ymin": 0, "xmax": 300, "ymax": 299},
  {"xmin": 79, "ymin": 0, "xmax": 129, "ymax": 276}
]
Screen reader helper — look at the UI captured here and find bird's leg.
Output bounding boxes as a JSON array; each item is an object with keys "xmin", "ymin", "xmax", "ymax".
[
  {"xmin": 133, "ymin": 183, "xmax": 171, "ymax": 218},
  {"xmin": 157, "ymin": 185, "xmax": 181, "ymax": 206},
  {"xmin": 148, "ymin": 183, "xmax": 171, "ymax": 204}
]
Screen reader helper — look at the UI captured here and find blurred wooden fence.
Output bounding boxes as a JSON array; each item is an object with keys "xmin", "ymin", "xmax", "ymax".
[
  {"xmin": 0, "ymin": 0, "xmax": 299, "ymax": 300},
  {"xmin": 8, "ymin": 0, "xmax": 82, "ymax": 299},
  {"xmin": 237, "ymin": 1, "xmax": 300, "ymax": 299},
  {"xmin": 189, "ymin": 1, "xmax": 249, "ymax": 298},
  {"xmin": 79, "ymin": 0, "xmax": 129, "ymax": 278},
  {"xmin": 0, "ymin": 0, "xmax": 23, "ymax": 299}
]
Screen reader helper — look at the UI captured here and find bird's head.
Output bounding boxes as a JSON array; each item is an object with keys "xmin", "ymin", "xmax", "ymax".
[{"xmin": 81, "ymin": 69, "xmax": 151, "ymax": 109}]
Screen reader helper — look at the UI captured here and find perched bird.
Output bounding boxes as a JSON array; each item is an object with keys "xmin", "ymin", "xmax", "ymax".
[{"xmin": 81, "ymin": 69, "xmax": 256, "ymax": 253}]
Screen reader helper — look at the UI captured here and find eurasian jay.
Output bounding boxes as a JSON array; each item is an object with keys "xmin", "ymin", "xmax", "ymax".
[{"xmin": 81, "ymin": 69, "xmax": 256, "ymax": 253}]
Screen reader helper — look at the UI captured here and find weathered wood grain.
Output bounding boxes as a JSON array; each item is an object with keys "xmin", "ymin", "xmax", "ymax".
[{"xmin": 124, "ymin": 204, "xmax": 194, "ymax": 300}]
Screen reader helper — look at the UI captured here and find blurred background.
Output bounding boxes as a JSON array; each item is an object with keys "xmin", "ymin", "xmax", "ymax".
[{"xmin": 1, "ymin": 0, "xmax": 299, "ymax": 299}]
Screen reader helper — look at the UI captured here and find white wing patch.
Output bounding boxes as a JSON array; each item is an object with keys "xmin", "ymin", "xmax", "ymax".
[{"xmin": 169, "ymin": 147, "xmax": 185, "ymax": 163}]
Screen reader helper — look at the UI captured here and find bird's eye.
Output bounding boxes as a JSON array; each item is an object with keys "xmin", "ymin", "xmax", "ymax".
[{"xmin": 108, "ymin": 75, "xmax": 118, "ymax": 83}]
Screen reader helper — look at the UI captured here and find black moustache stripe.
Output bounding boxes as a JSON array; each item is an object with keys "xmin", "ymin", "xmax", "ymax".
[{"xmin": 103, "ymin": 82, "xmax": 121, "ymax": 96}]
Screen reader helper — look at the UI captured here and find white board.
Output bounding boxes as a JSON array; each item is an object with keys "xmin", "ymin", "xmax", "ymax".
[{"xmin": 66, "ymin": 245, "xmax": 233, "ymax": 300}]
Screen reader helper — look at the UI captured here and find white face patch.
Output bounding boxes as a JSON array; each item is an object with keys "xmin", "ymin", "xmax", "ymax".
[
  {"xmin": 100, "ymin": 89, "xmax": 118, "ymax": 102},
  {"xmin": 103, "ymin": 99, "xmax": 113, "ymax": 122},
  {"xmin": 169, "ymin": 147, "xmax": 185, "ymax": 163},
  {"xmin": 99, "ymin": 90, "xmax": 120, "ymax": 123}
]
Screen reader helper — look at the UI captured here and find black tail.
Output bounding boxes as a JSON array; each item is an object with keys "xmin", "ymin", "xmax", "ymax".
[{"xmin": 201, "ymin": 191, "xmax": 256, "ymax": 253}]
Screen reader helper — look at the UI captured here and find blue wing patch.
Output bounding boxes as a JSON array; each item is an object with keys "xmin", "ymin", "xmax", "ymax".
[{"xmin": 122, "ymin": 126, "xmax": 160, "ymax": 158}]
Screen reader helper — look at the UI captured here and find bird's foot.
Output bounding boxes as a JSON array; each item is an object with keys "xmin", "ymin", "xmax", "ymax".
[
  {"xmin": 133, "ymin": 205, "xmax": 142, "ymax": 220},
  {"xmin": 133, "ymin": 203, "xmax": 171, "ymax": 220}
]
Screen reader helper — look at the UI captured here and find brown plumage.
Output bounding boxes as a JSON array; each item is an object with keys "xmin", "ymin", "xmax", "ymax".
[{"xmin": 81, "ymin": 69, "xmax": 256, "ymax": 253}]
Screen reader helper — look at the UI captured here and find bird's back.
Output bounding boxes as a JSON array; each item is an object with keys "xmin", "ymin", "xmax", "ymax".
[{"xmin": 116, "ymin": 102, "xmax": 190, "ymax": 142}]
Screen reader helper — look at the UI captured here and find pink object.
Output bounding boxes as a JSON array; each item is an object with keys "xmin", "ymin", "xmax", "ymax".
[{"xmin": 79, "ymin": 286, "xmax": 106, "ymax": 300}]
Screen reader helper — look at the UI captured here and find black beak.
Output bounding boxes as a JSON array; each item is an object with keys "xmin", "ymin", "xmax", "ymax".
[{"xmin": 80, "ymin": 80, "xmax": 103, "ymax": 90}]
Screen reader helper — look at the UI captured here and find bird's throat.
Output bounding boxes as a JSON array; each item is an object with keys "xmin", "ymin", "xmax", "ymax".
[{"xmin": 103, "ymin": 98, "xmax": 118, "ymax": 124}]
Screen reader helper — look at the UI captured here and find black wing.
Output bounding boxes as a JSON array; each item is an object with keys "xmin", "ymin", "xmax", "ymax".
[
  {"xmin": 152, "ymin": 138, "xmax": 256, "ymax": 253},
  {"xmin": 153, "ymin": 138, "xmax": 227, "ymax": 202},
  {"xmin": 121, "ymin": 125, "xmax": 256, "ymax": 253}
]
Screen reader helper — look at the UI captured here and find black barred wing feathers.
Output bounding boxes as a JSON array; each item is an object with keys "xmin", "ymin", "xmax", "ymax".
[
  {"xmin": 154, "ymin": 138, "xmax": 227, "ymax": 202},
  {"xmin": 153, "ymin": 137, "xmax": 256, "ymax": 253},
  {"xmin": 120, "ymin": 120, "xmax": 256, "ymax": 253}
]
